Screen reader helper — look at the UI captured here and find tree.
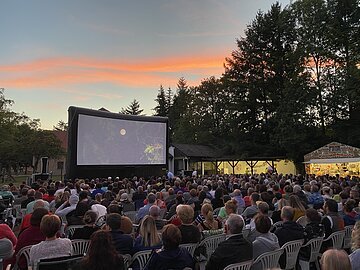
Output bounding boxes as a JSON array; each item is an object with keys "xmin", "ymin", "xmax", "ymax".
[
  {"xmin": 53, "ymin": 120, "xmax": 68, "ymax": 131},
  {"xmin": 120, "ymin": 99, "xmax": 144, "ymax": 115},
  {"xmin": 153, "ymin": 85, "xmax": 168, "ymax": 116}
]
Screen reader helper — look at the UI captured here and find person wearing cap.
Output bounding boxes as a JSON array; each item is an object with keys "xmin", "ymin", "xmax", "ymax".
[
  {"xmin": 136, "ymin": 193, "xmax": 156, "ymax": 223},
  {"xmin": 120, "ymin": 193, "xmax": 135, "ymax": 212}
]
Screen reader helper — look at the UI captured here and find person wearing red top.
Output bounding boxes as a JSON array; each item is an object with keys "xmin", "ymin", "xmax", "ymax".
[
  {"xmin": 19, "ymin": 200, "xmax": 47, "ymax": 233},
  {"xmin": 11, "ymin": 208, "xmax": 48, "ymax": 270},
  {"xmin": 42, "ymin": 189, "xmax": 56, "ymax": 203},
  {"xmin": 0, "ymin": 223, "xmax": 17, "ymax": 269}
]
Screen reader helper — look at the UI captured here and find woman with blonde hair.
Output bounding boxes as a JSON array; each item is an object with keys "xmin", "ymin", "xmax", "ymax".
[
  {"xmin": 289, "ymin": 195, "xmax": 306, "ymax": 221},
  {"xmin": 320, "ymin": 249, "xmax": 351, "ymax": 270},
  {"xmin": 350, "ymin": 220, "xmax": 360, "ymax": 270},
  {"xmin": 197, "ymin": 203, "xmax": 221, "ymax": 231},
  {"xmin": 133, "ymin": 215, "xmax": 162, "ymax": 253}
]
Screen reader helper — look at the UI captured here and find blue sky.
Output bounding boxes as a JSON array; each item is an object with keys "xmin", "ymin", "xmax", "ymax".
[{"xmin": 0, "ymin": 0, "xmax": 290, "ymax": 129}]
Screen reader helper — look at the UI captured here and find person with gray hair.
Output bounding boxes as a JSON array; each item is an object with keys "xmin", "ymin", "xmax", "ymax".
[
  {"xmin": 205, "ymin": 214, "xmax": 252, "ymax": 270},
  {"xmin": 149, "ymin": 205, "xmax": 166, "ymax": 230}
]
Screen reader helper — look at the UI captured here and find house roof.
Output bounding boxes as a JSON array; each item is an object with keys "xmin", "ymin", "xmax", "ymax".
[
  {"xmin": 52, "ymin": 130, "xmax": 68, "ymax": 151},
  {"xmin": 304, "ymin": 142, "xmax": 360, "ymax": 162},
  {"xmin": 172, "ymin": 143, "xmax": 219, "ymax": 158}
]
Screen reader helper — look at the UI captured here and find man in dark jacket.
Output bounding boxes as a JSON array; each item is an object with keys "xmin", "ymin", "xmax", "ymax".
[
  {"xmin": 274, "ymin": 206, "xmax": 304, "ymax": 269},
  {"xmin": 206, "ymin": 214, "xmax": 252, "ymax": 270},
  {"xmin": 106, "ymin": 213, "xmax": 133, "ymax": 254}
]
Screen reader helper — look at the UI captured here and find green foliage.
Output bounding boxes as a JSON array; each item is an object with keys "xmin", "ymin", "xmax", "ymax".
[
  {"xmin": 53, "ymin": 120, "xmax": 68, "ymax": 131},
  {"xmin": 120, "ymin": 99, "xmax": 144, "ymax": 115}
]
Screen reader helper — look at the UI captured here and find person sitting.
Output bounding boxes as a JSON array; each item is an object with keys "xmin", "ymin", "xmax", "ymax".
[
  {"xmin": 149, "ymin": 205, "xmax": 167, "ymax": 230},
  {"xmin": 146, "ymin": 224, "xmax": 194, "ymax": 270},
  {"xmin": 231, "ymin": 189, "xmax": 245, "ymax": 209},
  {"xmin": 308, "ymin": 185, "xmax": 324, "ymax": 209},
  {"xmin": 106, "ymin": 213, "xmax": 133, "ymax": 254},
  {"xmin": 12, "ymin": 208, "xmax": 48, "ymax": 270},
  {"xmin": 343, "ymin": 199, "xmax": 359, "ymax": 226},
  {"xmin": 136, "ymin": 193, "xmax": 156, "ymax": 223},
  {"xmin": 252, "ymin": 214, "xmax": 280, "ymax": 270},
  {"xmin": 21, "ymin": 189, "xmax": 35, "ymax": 209},
  {"xmin": 289, "ymin": 195, "xmax": 306, "ymax": 221},
  {"xmin": 321, "ymin": 199, "xmax": 345, "ymax": 238},
  {"xmin": 320, "ymin": 249, "xmax": 352, "ymax": 270},
  {"xmin": 29, "ymin": 214, "xmax": 72, "ymax": 269},
  {"xmin": 271, "ymin": 198, "xmax": 288, "ymax": 223},
  {"xmin": 26, "ymin": 191, "xmax": 50, "ymax": 214},
  {"xmin": 55, "ymin": 194, "xmax": 80, "ymax": 224},
  {"xmin": 349, "ymin": 221, "xmax": 360, "ymax": 270},
  {"xmin": 218, "ymin": 198, "xmax": 237, "ymax": 221},
  {"xmin": 206, "ymin": 214, "xmax": 252, "ymax": 270},
  {"xmin": 74, "ymin": 230, "xmax": 125, "ymax": 270},
  {"xmin": 299, "ymin": 208, "xmax": 324, "ymax": 261},
  {"xmin": 20, "ymin": 200, "xmax": 47, "ymax": 232},
  {"xmin": 274, "ymin": 206, "xmax": 304, "ymax": 268},
  {"xmin": 211, "ymin": 188, "xmax": 224, "ymax": 210},
  {"xmin": 71, "ymin": 210, "xmax": 99, "ymax": 240},
  {"xmin": 197, "ymin": 203, "xmax": 221, "ymax": 232},
  {"xmin": 177, "ymin": 205, "xmax": 201, "ymax": 244},
  {"xmin": 120, "ymin": 193, "xmax": 135, "ymax": 212},
  {"xmin": 133, "ymin": 215, "xmax": 162, "ymax": 253},
  {"xmin": 242, "ymin": 193, "xmax": 260, "ymax": 221}
]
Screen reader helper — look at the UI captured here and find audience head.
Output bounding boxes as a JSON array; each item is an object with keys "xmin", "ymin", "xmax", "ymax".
[
  {"xmin": 162, "ymin": 224, "xmax": 182, "ymax": 250},
  {"xmin": 201, "ymin": 203, "xmax": 214, "ymax": 221},
  {"xmin": 69, "ymin": 194, "xmax": 79, "ymax": 205},
  {"xmin": 281, "ymin": 206, "xmax": 295, "ymax": 221},
  {"xmin": 251, "ymin": 193, "xmax": 260, "ymax": 205},
  {"xmin": 257, "ymin": 201, "xmax": 269, "ymax": 215},
  {"xmin": 40, "ymin": 214, "xmax": 61, "ymax": 238},
  {"xmin": 149, "ymin": 205, "xmax": 160, "ymax": 219},
  {"xmin": 320, "ymin": 249, "xmax": 351, "ymax": 270},
  {"xmin": 107, "ymin": 203, "xmax": 122, "ymax": 214},
  {"xmin": 120, "ymin": 216, "xmax": 133, "ymax": 234},
  {"xmin": 225, "ymin": 199, "xmax": 238, "ymax": 215},
  {"xmin": 305, "ymin": 208, "xmax": 321, "ymax": 223},
  {"xmin": 324, "ymin": 199, "xmax": 338, "ymax": 213},
  {"xmin": 254, "ymin": 214, "xmax": 272, "ymax": 234},
  {"xmin": 83, "ymin": 210, "xmax": 97, "ymax": 225},
  {"xmin": 30, "ymin": 208, "xmax": 48, "ymax": 226},
  {"xmin": 106, "ymin": 213, "xmax": 122, "ymax": 231},
  {"xmin": 139, "ymin": 215, "xmax": 161, "ymax": 247},
  {"xmin": 225, "ymin": 214, "xmax": 244, "ymax": 234},
  {"xmin": 147, "ymin": 193, "xmax": 156, "ymax": 204},
  {"xmin": 176, "ymin": 204, "xmax": 194, "ymax": 225}
]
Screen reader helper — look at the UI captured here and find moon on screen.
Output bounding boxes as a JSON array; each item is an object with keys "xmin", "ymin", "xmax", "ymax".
[{"xmin": 120, "ymin": 129, "xmax": 126, "ymax": 136}]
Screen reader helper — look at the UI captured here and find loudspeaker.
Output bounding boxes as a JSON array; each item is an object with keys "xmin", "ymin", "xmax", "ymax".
[{"xmin": 41, "ymin": 157, "xmax": 49, "ymax": 174}]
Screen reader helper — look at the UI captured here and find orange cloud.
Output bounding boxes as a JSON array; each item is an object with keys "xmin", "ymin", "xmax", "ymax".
[{"xmin": 0, "ymin": 53, "xmax": 226, "ymax": 89}]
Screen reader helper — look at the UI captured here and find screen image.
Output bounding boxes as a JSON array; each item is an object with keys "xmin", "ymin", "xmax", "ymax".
[{"xmin": 77, "ymin": 114, "xmax": 167, "ymax": 165}]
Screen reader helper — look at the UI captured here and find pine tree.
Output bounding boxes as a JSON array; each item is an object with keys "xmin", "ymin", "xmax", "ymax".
[
  {"xmin": 120, "ymin": 99, "xmax": 144, "ymax": 115},
  {"xmin": 153, "ymin": 85, "xmax": 168, "ymax": 116}
]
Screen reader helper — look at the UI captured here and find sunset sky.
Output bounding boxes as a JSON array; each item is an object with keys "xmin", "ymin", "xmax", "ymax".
[{"xmin": 1, "ymin": 0, "xmax": 289, "ymax": 129}]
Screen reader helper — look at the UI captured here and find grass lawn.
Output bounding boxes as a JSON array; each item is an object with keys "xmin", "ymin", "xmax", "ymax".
[{"xmin": 2, "ymin": 174, "xmax": 63, "ymax": 187}]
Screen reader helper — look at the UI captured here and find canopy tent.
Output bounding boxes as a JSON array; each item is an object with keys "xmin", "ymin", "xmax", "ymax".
[{"xmin": 304, "ymin": 142, "xmax": 360, "ymax": 176}]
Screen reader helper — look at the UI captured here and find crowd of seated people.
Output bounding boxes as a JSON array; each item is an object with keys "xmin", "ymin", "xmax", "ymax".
[{"xmin": 0, "ymin": 172, "xmax": 359, "ymax": 270}]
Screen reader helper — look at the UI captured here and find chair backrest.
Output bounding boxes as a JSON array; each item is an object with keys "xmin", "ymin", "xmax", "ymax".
[
  {"xmin": 223, "ymin": 260, "xmax": 253, "ymax": 270},
  {"xmin": 253, "ymin": 248, "xmax": 283, "ymax": 269},
  {"xmin": 343, "ymin": 225, "xmax": 354, "ymax": 249},
  {"xmin": 302, "ymin": 237, "xmax": 323, "ymax": 263},
  {"xmin": 122, "ymin": 254, "xmax": 132, "ymax": 270},
  {"xmin": 213, "ymin": 207, "xmax": 221, "ymax": 216},
  {"xmin": 65, "ymin": 225, "xmax": 85, "ymax": 238},
  {"xmin": 132, "ymin": 250, "xmax": 153, "ymax": 269},
  {"xmin": 199, "ymin": 233, "xmax": 226, "ymax": 258},
  {"xmin": 326, "ymin": 230, "xmax": 345, "ymax": 249},
  {"xmin": 15, "ymin": 245, "xmax": 32, "ymax": 269},
  {"xmin": 71, "ymin": 239, "xmax": 91, "ymax": 256},
  {"xmin": 296, "ymin": 216, "xmax": 308, "ymax": 227},
  {"xmin": 35, "ymin": 255, "xmax": 83, "ymax": 270},
  {"xmin": 159, "ymin": 208, "xmax": 167, "ymax": 219},
  {"xmin": 281, "ymin": 239, "xmax": 304, "ymax": 270},
  {"xmin": 124, "ymin": 211, "xmax": 137, "ymax": 223},
  {"xmin": 179, "ymin": 243, "xmax": 198, "ymax": 257}
]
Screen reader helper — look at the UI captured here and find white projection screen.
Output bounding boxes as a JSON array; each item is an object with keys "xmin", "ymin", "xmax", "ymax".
[{"xmin": 77, "ymin": 114, "xmax": 167, "ymax": 165}]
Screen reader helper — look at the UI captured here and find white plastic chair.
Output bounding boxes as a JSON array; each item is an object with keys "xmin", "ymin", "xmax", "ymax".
[
  {"xmin": 252, "ymin": 248, "xmax": 283, "ymax": 270},
  {"xmin": 198, "ymin": 233, "xmax": 226, "ymax": 259},
  {"xmin": 65, "ymin": 225, "xmax": 85, "ymax": 238},
  {"xmin": 323, "ymin": 230, "xmax": 345, "ymax": 249},
  {"xmin": 71, "ymin": 239, "xmax": 91, "ymax": 256},
  {"xmin": 281, "ymin": 239, "xmax": 304, "ymax": 270},
  {"xmin": 132, "ymin": 250, "xmax": 153, "ymax": 269},
  {"xmin": 224, "ymin": 260, "xmax": 253, "ymax": 270},
  {"xmin": 343, "ymin": 225, "xmax": 353, "ymax": 250},
  {"xmin": 299, "ymin": 237, "xmax": 323, "ymax": 270},
  {"xmin": 296, "ymin": 216, "xmax": 308, "ymax": 227},
  {"xmin": 122, "ymin": 254, "xmax": 132, "ymax": 270},
  {"xmin": 13, "ymin": 245, "xmax": 32, "ymax": 270},
  {"xmin": 179, "ymin": 243, "xmax": 198, "ymax": 257}
]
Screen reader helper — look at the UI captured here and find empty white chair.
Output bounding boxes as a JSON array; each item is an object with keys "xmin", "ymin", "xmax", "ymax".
[
  {"xmin": 132, "ymin": 250, "xmax": 153, "ymax": 270},
  {"xmin": 343, "ymin": 225, "xmax": 354, "ymax": 250},
  {"xmin": 179, "ymin": 243, "xmax": 198, "ymax": 257},
  {"xmin": 281, "ymin": 239, "xmax": 304, "ymax": 270},
  {"xmin": 71, "ymin": 239, "xmax": 91, "ymax": 256},
  {"xmin": 299, "ymin": 237, "xmax": 323, "ymax": 270},
  {"xmin": 224, "ymin": 260, "xmax": 253, "ymax": 270},
  {"xmin": 252, "ymin": 248, "xmax": 283, "ymax": 270}
]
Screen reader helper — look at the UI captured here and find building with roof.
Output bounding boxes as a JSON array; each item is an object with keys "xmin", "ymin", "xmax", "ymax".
[{"xmin": 304, "ymin": 142, "xmax": 360, "ymax": 176}]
